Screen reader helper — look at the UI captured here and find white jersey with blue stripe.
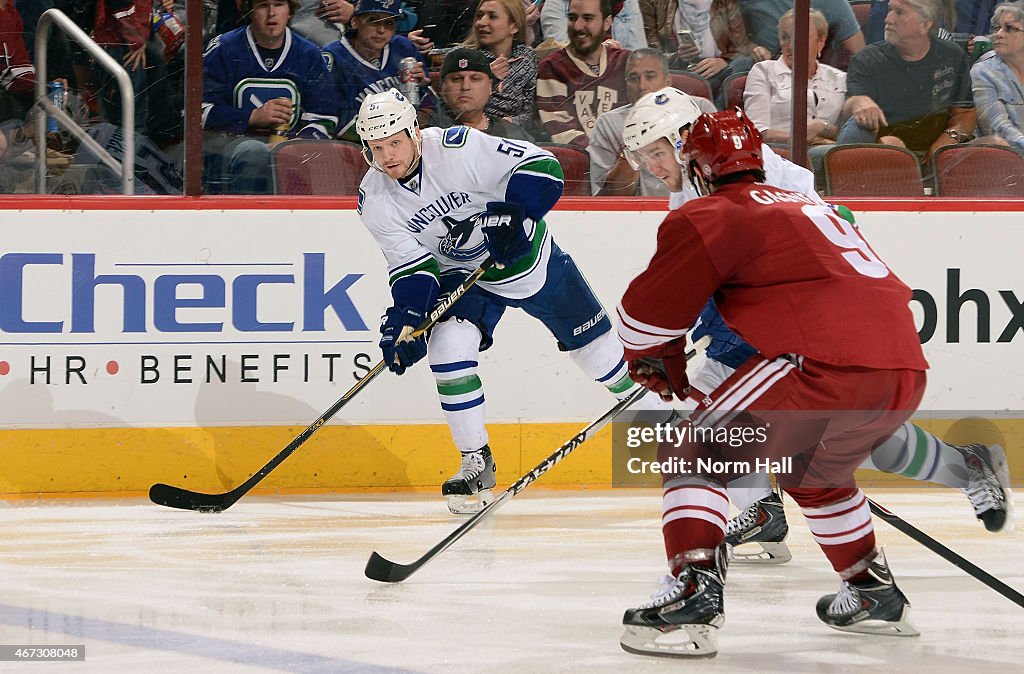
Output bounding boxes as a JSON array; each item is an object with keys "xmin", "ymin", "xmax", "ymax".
[{"xmin": 358, "ymin": 126, "xmax": 565, "ymax": 300}]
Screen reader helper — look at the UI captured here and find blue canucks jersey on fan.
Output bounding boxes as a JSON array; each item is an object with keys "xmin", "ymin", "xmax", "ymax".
[
  {"xmin": 321, "ymin": 34, "xmax": 428, "ymax": 141},
  {"xmin": 202, "ymin": 26, "xmax": 338, "ymax": 138}
]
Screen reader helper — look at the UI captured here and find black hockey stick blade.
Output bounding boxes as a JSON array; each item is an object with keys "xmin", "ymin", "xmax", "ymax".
[
  {"xmin": 868, "ymin": 498, "xmax": 1024, "ymax": 609},
  {"xmin": 149, "ymin": 260, "xmax": 495, "ymax": 513},
  {"xmin": 149, "ymin": 483, "xmax": 234, "ymax": 513},
  {"xmin": 365, "ymin": 383, "xmax": 668, "ymax": 582}
]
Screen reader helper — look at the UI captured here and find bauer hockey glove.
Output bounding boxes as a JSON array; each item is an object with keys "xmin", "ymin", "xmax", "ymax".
[
  {"xmin": 480, "ymin": 201, "xmax": 532, "ymax": 268},
  {"xmin": 379, "ymin": 306, "xmax": 428, "ymax": 375},
  {"xmin": 627, "ymin": 339, "xmax": 691, "ymax": 402}
]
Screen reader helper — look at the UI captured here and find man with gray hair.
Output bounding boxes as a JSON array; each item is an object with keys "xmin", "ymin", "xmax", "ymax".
[
  {"xmin": 589, "ymin": 47, "xmax": 716, "ymax": 195},
  {"xmin": 837, "ymin": 0, "xmax": 975, "ymax": 162}
]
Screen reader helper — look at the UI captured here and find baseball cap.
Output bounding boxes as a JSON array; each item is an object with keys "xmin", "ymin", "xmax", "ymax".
[
  {"xmin": 440, "ymin": 48, "xmax": 497, "ymax": 82},
  {"xmin": 352, "ymin": 0, "xmax": 404, "ymax": 20}
]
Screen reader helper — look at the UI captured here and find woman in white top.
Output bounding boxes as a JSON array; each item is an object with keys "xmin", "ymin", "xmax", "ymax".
[{"xmin": 743, "ymin": 8, "xmax": 846, "ymax": 147}]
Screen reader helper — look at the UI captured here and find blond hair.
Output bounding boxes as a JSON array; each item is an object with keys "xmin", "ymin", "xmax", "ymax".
[
  {"xmin": 779, "ymin": 8, "xmax": 829, "ymax": 40},
  {"xmin": 461, "ymin": 0, "xmax": 528, "ymax": 49}
]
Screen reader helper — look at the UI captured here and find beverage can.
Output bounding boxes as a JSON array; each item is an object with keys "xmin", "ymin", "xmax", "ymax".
[
  {"xmin": 268, "ymin": 122, "xmax": 290, "ymax": 145},
  {"xmin": 398, "ymin": 56, "xmax": 420, "ymax": 106},
  {"xmin": 268, "ymin": 98, "xmax": 293, "ymax": 144},
  {"xmin": 971, "ymin": 35, "xmax": 992, "ymax": 64},
  {"xmin": 152, "ymin": 10, "xmax": 185, "ymax": 61},
  {"xmin": 46, "ymin": 80, "xmax": 65, "ymax": 134}
]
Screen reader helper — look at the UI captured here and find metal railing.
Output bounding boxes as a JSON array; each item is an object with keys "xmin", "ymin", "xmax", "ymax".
[{"xmin": 34, "ymin": 8, "xmax": 135, "ymax": 194}]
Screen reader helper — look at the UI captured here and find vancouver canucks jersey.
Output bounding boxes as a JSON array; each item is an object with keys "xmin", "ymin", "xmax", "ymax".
[
  {"xmin": 202, "ymin": 26, "xmax": 338, "ymax": 138},
  {"xmin": 321, "ymin": 34, "xmax": 428, "ymax": 141},
  {"xmin": 358, "ymin": 126, "xmax": 565, "ymax": 300}
]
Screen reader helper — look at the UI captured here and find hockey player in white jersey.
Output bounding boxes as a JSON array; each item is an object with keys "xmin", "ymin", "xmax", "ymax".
[{"xmin": 355, "ymin": 88, "xmax": 670, "ymax": 513}]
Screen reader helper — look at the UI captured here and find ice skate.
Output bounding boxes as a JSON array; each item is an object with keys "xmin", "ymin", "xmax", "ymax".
[
  {"xmin": 441, "ymin": 446, "xmax": 496, "ymax": 515},
  {"xmin": 816, "ymin": 550, "xmax": 919, "ymax": 637},
  {"xmin": 954, "ymin": 443, "xmax": 1013, "ymax": 532},
  {"xmin": 620, "ymin": 546, "xmax": 727, "ymax": 658},
  {"xmin": 724, "ymin": 491, "xmax": 792, "ymax": 563}
]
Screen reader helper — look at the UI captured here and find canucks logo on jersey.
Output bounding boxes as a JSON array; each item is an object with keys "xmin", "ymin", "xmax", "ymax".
[
  {"xmin": 234, "ymin": 78, "xmax": 300, "ymax": 128},
  {"xmin": 438, "ymin": 214, "xmax": 488, "ymax": 261}
]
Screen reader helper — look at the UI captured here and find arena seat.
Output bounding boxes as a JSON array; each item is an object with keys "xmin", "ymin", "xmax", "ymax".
[
  {"xmin": 823, "ymin": 144, "xmax": 924, "ymax": 197},
  {"xmin": 540, "ymin": 143, "xmax": 591, "ymax": 196},
  {"xmin": 931, "ymin": 144, "xmax": 1024, "ymax": 197},
  {"xmin": 669, "ymin": 70, "xmax": 714, "ymax": 102},
  {"xmin": 271, "ymin": 139, "xmax": 368, "ymax": 196},
  {"xmin": 722, "ymin": 73, "xmax": 747, "ymax": 112}
]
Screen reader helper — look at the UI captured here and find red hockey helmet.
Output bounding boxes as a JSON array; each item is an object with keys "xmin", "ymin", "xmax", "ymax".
[{"xmin": 684, "ymin": 109, "xmax": 764, "ymax": 186}]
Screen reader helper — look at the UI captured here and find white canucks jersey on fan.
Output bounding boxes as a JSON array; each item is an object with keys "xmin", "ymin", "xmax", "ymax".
[
  {"xmin": 669, "ymin": 144, "xmax": 826, "ymax": 209},
  {"xmin": 358, "ymin": 126, "xmax": 562, "ymax": 300}
]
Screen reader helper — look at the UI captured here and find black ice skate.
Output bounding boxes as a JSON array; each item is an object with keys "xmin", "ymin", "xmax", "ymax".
[
  {"xmin": 954, "ymin": 443, "xmax": 1013, "ymax": 532},
  {"xmin": 441, "ymin": 446, "xmax": 496, "ymax": 514},
  {"xmin": 815, "ymin": 550, "xmax": 919, "ymax": 637},
  {"xmin": 620, "ymin": 546, "xmax": 727, "ymax": 658},
  {"xmin": 724, "ymin": 491, "xmax": 792, "ymax": 563}
]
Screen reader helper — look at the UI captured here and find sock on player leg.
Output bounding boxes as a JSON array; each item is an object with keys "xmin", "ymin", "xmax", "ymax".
[
  {"xmin": 662, "ymin": 476, "xmax": 729, "ymax": 575},
  {"xmin": 727, "ymin": 472, "xmax": 774, "ymax": 510},
  {"xmin": 429, "ymin": 319, "xmax": 488, "ymax": 452},
  {"xmin": 862, "ymin": 422, "xmax": 969, "ymax": 488},
  {"xmin": 570, "ymin": 329, "xmax": 671, "ymax": 411}
]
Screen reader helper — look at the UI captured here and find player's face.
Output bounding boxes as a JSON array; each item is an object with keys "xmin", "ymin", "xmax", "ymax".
[
  {"xmin": 474, "ymin": 1, "xmax": 519, "ymax": 50},
  {"xmin": 567, "ymin": 0, "xmax": 612, "ymax": 57},
  {"xmin": 250, "ymin": 0, "xmax": 291, "ymax": 45},
  {"xmin": 353, "ymin": 14, "xmax": 399, "ymax": 52},
  {"xmin": 367, "ymin": 130, "xmax": 419, "ymax": 180},
  {"xmin": 442, "ymin": 71, "xmax": 492, "ymax": 116},
  {"xmin": 636, "ymin": 137, "xmax": 685, "ymax": 191},
  {"xmin": 625, "ymin": 56, "xmax": 669, "ymax": 104},
  {"xmin": 884, "ymin": 0, "xmax": 930, "ymax": 49}
]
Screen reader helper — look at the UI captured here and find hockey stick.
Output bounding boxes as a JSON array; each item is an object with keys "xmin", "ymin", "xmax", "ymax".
[
  {"xmin": 149, "ymin": 259, "xmax": 496, "ymax": 513},
  {"xmin": 868, "ymin": 498, "xmax": 1024, "ymax": 609},
  {"xmin": 365, "ymin": 385, "xmax": 653, "ymax": 582}
]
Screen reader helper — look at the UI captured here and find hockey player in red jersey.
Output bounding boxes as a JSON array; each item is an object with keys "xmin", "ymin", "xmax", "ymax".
[
  {"xmin": 620, "ymin": 88, "xmax": 1012, "ymax": 569},
  {"xmin": 616, "ymin": 110, "xmax": 928, "ymax": 658}
]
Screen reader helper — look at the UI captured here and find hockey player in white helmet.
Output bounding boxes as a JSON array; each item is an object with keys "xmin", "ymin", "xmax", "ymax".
[
  {"xmin": 620, "ymin": 87, "xmax": 1013, "ymax": 563},
  {"xmin": 355, "ymin": 89, "xmax": 672, "ymax": 514}
]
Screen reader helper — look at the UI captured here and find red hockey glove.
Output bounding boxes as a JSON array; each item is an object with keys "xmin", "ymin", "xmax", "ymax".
[{"xmin": 627, "ymin": 339, "xmax": 691, "ymax": 402}]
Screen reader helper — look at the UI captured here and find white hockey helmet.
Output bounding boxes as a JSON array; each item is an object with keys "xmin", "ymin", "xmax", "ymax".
[
  {"xmin": 622, "ymin": 87, "xmax": 703, "ymax": 169},
  {"xmin": 355, "ymin": 88, "xmax": 420, "ymax": 171}
]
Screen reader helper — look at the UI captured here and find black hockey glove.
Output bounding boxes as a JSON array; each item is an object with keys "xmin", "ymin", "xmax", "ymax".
[
  {"xmin": 480, "ymin": 201, "xmax": 532, "ymax": 268},
  {"xmin": 379, "ymin": 306, "xmax": 428, "ymax": 375}
]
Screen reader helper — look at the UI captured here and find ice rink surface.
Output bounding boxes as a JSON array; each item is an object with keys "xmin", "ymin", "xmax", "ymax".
[{"xmin": 0, "ymin": 489, "xmax": 1021, "ymax": 673}]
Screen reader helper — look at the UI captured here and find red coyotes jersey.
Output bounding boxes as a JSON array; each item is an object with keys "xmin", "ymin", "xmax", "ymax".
[{"xmin": 617, "ymin": 181, "xmax": 929, "ymax": 371}]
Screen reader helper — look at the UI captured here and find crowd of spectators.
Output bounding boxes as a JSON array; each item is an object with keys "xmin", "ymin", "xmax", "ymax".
[{"xmin": 0, "ymin": 0, "xmax": 1022, "ymax": 194}]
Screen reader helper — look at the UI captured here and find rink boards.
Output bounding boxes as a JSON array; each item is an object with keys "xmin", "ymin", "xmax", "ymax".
[{"xmin": 0, "ymin": 197, "xmax": 1021, "ymax": 495}]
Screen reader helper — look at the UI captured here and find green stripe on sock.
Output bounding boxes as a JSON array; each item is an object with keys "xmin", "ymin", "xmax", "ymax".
[
  {"xmin": 607, "ymin": 373, "xmax": 635, "ymax": 395},
  {"xmin": 436, "ymin": 375, "xmax": 482, "ymax": 397},
  {"xmin": 901, "ymin": 425, "xmax": 929, "ymax": 477}
]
